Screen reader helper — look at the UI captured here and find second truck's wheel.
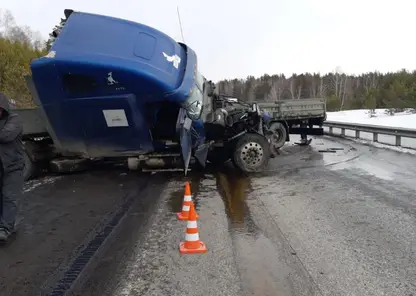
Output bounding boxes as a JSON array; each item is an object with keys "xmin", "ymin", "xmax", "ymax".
[
  {"xmin": 268, "ymin": 122, "xmax": 287, "ymax": 150},
  {"xmin": 232, "ymin": 133, "xmax": 271, "ymax": 173}
]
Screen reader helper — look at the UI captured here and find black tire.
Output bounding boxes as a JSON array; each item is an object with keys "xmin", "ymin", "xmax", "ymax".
[
  {"xmin": 207, "ymin": 146, "xmax": 231, "ymax": 165},
  {"xmin": 268, "ymin": 122, "xmax": 287, "ymax": 150},
  {"xmin": 23, "ymin": 149, "xmax": 35, "ymax": 181},
  {"xmin": 232, "ymin": 133, "xmax": 271, "ymax": 173}
]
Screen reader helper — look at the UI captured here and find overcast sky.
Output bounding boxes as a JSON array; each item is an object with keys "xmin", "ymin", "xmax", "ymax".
[{"xmin": 2, "ymin": 0, "xmax": 415, "ymax": 82}]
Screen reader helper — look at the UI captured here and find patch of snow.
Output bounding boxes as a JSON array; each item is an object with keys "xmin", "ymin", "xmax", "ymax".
[
  {"xmin": 324, "ymin": 108, "xmax": 416, "ymax": 151},
  {"xmin": 326, "ymin": 109, "xmax": 416, "ymax": 129},
  {"xmin": 24, "ymin": 176, "xmax": 62, "ymax": 193}
]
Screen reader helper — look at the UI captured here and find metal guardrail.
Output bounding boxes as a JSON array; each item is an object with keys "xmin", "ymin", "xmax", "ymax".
[{"xmin": 323, "ymin": 121, "xmax": 416, "ymax": 147}]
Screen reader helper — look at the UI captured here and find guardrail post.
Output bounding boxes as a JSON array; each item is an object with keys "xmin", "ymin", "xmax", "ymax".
[
  {"xmin": 329, "ymin": 127, "xmax": 333, "ymax": 134},
  {"xmin": 355, "ymin": 130, "xmax": 360, "ymax": 139},
  {"xmin": 395, "ymin": 135, "xmax": 401, "ymax": 146},
  {"xmin": 341, "ymin": 128, "xmax": 345, "ymax": 136},
  {"xmin": 373, "ymin": 133, "xmax": 378, "ymax": 142}
]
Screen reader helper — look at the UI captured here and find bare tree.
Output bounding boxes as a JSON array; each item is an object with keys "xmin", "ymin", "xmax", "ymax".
[
  {"xmin": 223, "ymin": 80, "xmax": 233, "ymax": 96},
  {"xmin": 289, "ymin": 78, "xmax": 296, "ymax": 99},
  {"xmin": 269, "ymin": 75, "xmax": 285, "ymax": 100},
  {"xmin": 340, "ymin": 75, "xmax": 348, "ymax": 110},
  {"xmin": 0, "ymin": 9, "xmax": 45, "ymax": 50},
  {"xmin": 364, "ymin": 71, "xmax": 379, "ymax": 91},
  {"xmin": 246, "ymin": 80, "xmax": 257, "ymax": 102},
  {"xmin": 296, "ymin": 84, "xmax": 302, "ymax": 99},
  {"xmin": 309, "ymin": 75, "xmax": 317, "ymax": 97},
  {"xmin": 310, "ymin": 74, "xmax": 327, "ymax": 98},
  {"xmin": 7, "ymin": 26, "xmax": 31, "ymax": 45},
  {"xmin": 0, "ymin": 9, "xmax": 16, "ymax": 32},
  {"xmin": 288, "ymin": 77, "xmax": 302, "ymax": 99},
  {"xmin": 32, "ymin": 31, "xmax": 44, "ymax": 50},
  {"xmin": 318, "ymin": 76, "xmax": 326, "ymax": 97},
  {"xmin": 330, "ymin": 66, "xmax": 349, "ymax": 109},
  {"xmin": 331, "ymin": 66, "xmax": 343, "ymax": 98},
  {"xmin": 267, "ymin": 81, "xmax": 279, "ymax": 101}
]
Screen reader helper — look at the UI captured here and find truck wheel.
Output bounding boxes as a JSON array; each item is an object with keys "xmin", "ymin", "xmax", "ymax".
[
  {"xmin": 232, "ymin": 133, "xmax": 271, "ymax": 173},
  {"xmin": 268, "ymin": 122, "xmax": 287, "ymax": 150}
]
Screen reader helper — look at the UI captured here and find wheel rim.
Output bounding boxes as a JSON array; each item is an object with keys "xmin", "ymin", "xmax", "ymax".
[{"xmin": 240, "ymin": 142, "xmax": 264, "ymax": 167}]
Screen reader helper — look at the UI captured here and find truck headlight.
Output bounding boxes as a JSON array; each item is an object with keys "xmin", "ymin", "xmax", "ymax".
[
  {"xmin": 185, "ymin": 99, "xmax": 202, "ymax": 120},
  {"xmin": 183, "ymin": 86, "xmax": 203, "ymax": 120}
]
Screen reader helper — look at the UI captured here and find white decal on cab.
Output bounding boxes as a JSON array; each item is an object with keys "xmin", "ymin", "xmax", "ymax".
[
  {"xmin": 107, "ymin": 72, "xmax": 119, "ymax": 85},
  {"xmin": 162, "ymin": 52, "xmax": 181, "ymax": 69}
]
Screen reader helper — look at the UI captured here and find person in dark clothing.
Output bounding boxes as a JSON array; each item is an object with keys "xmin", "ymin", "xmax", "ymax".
[{"xmin": 0, "ymin": 92, "xmax": 25, "ymax": 243}]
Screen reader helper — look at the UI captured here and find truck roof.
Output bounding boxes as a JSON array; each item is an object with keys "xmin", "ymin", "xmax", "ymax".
[{"xmin": 38, "ymin": 9, "xmax": 188, "ymax": 95}]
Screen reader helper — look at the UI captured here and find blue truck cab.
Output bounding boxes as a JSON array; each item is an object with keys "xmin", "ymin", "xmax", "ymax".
[{"xmin": 30, "ymin": 9, "xmax": 207, "ymax": 172}]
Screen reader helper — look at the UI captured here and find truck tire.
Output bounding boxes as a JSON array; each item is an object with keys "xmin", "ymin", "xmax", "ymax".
[
  {"xmin": 268, "ymin": 122, "xmax": 287, "ymax": 150},
  {"xmin": 232, "ymin": 133, "xmax": 271, "ymax": 173}
]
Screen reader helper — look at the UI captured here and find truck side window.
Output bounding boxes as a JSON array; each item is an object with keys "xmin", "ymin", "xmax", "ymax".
[{"xmin": 62, "ymin": 73, "xmax": 97, "ymax": 95}]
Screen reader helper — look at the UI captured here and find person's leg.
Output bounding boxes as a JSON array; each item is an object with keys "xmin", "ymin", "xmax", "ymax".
[
  {"xmin": 300, "ymin": 133, "xmax": 307, "ymax": 143},
  {"xmin": 0, "ymin": 168, "xmax": 23, "ymax": 242},
  {"xmin": 300, "ymin": 121, "xmax": 308, "ymax": 144}
]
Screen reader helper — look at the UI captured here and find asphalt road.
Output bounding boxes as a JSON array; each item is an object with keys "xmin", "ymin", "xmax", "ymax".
[{"xmin": 1, "ymin": 136, "xmax": 416, "ymax": 296}]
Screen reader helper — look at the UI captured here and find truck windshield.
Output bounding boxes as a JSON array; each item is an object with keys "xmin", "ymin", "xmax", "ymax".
[{"xmin": 183, "ymin": 71, "xmax": 204, "ymax": 120}]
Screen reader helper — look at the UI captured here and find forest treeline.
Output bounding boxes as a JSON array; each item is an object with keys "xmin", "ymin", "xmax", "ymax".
[
  {"xmin": 1, "ymin": 9, "xmax": 416, "ymax": 112},
  {"xmin": 216, "ymin": 68, "xmax": 416, "ymax": 112}
]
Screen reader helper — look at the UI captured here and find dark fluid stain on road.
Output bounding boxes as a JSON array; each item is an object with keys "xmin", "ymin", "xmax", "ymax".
[
  {"xmin": 214, "ymin": 169, "xmax": 313, "ymax": 296},
  {"xmin": 167, "ymin": 172, "xmax": 204, "ymax": 213},
  {"xmin": 214, "ymin": 170, "xmax": 322, "ymax": 296},
  {"xmin": 214, "ymin": 168, "xmax": 258, "ymax": 235}
]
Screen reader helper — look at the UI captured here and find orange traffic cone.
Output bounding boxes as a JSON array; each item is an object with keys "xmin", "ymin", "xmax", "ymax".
[
  {"xmin": 177, "ymin": 182, "xmax": 199, "ymax": 220},
  {"xmin": 179, "ymin": 202, "xmax": 207, "ymax": 254}
]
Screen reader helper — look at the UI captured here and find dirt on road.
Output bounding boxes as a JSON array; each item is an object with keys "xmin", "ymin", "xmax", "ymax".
[{"xmin": 0, "ymin": 169, "xmax": 155, "ymax": 296}]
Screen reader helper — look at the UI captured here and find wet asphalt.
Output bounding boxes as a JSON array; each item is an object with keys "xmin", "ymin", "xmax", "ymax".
[{"xmin": 1, "ymin": 135, "xmax": 416, "ymax": 296}]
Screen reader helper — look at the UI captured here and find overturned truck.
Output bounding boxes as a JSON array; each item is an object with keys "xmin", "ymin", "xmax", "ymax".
[{"xmin": 19, "ymin": 9, "xmax": 326, "ymax": 180}]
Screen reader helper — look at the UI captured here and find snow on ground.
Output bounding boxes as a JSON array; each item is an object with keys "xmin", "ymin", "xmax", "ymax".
[
  {"xmin": 326, "ymin": 109, "xmax": 416, "ymax": 129},
  {"xmin": 24, "ymin": 176, "xmax": 62, "ymax": 192},
  {"xmin": 324, "ymin": 109, "xmax": 416, "ymax": 153}
]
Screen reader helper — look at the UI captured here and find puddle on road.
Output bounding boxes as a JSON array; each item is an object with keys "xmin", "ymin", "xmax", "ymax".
[
  {"xmin": 214, "ymin": 169, "xmax": 258, "ymax": 234},
  {"xmin": 167, "ymin": 172, "xmax": 204, "ymax": 213},
  {"xmin": 213, "ymin": 169, "xmax": 315, "ymax": 295}
]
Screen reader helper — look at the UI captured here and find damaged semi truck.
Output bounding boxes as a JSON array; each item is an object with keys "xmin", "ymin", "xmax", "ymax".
[{"xmin": 19, "ymin": 9, "xmax": 326, "ymax": 180}]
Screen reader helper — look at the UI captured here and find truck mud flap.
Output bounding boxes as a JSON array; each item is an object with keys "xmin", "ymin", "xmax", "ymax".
[
  {"xmin": 177, "ymin": 108, "xmax": 192, "ymax": 175},
  {"xmin": 194, "ymin": 143, "xmax": 209, "ymax": 168}
]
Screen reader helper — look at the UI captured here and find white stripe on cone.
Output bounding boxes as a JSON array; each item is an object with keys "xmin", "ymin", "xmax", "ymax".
[
  {"xmin": 184, "ymin": 195, "xmax": 192, "ymax": 202},
  {"xmin": 187, "ymin": 220, "xmax": 197, "ymax": 228},
  {"xmin": 185, "ymin": 232, "xmax": 200, "ymax": 241},
  {"xmin": 182, "ymin": 205, "xmax": 190, "ymax": 211}
]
